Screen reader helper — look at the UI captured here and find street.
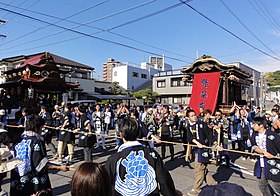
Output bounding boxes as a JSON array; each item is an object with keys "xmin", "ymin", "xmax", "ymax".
[{"xmin": 2, "ymin": 134, "xmax": 261, "ymax": 196}]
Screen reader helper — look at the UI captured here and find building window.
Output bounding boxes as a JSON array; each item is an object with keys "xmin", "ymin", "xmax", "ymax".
[
  {"xmin": 171, "ymin": 79, "xmax": 179, "ymax": 87},
  {"xmin": 171, "ymin": 78, "xmax": 182, "ymax": 87},
  {"xmin": 141, "ymin": 74, "xmax": 147, "ymax": 79},
  {"xmin": 157, "ymin": 80, "xmax": 166, "ymax": 88},
  {"xmin": 161, "ymin": 97, "xmax": 168, "ymax": 104},
  {"xmin": 132, "ymin": 72, "xmax": 138, "ymax": 77},
  {"xmin": 184, "ymin": 81, "xmax": 192, "ymax": 86},
  {"xmin": 171, "ymin": 77, "xmax": 192, "ymax": 87},
  {"xmin": 173, "ymin": 97, "xmax": 182, "ymax": 104},
  {"xmin": 114, "ymin": 71, "xmax": 117, "ymax": 76}
]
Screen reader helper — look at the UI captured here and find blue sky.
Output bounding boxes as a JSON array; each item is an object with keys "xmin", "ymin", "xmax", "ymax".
[{"xmin": 0, "ymin": 0, "xmax": 280, "ymax": 79}]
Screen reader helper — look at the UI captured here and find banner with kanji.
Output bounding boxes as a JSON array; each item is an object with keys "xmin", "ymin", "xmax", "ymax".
[{"xmin": 188, "ymin": 72, "xmax": 220, "ymax": 114}]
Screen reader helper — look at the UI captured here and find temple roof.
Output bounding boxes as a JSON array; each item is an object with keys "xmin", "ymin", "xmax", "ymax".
[
  {"xmin": 1, "ymin": 52, "xmax": 94, "ymax": 71},
  {"xmin": 182, "ymin": 55, "xmax": 251, "ymax": 79}
]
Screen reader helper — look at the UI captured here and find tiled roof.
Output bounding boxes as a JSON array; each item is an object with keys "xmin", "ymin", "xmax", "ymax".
[
  {"xmin": 1, "ymin": 52, "xmax": 94, "ymax": 71},
  {"xmin": 50, "ymin": 53, "xmax": 94, "ymax": 70}
]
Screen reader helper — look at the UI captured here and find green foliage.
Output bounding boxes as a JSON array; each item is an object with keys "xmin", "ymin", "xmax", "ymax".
[
  {"xmin": 110, "ymin": 81, "xmax": 122, "ymax": 95},
  {"xmin": 133, "ymin": 89, "xmax": 159, "ymax": 105},
  {"xmin": 265, "ymin": 71, "xmax": 280, "ymax": 92}
]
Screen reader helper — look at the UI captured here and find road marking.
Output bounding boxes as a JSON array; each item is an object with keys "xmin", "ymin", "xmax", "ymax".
[
  {"xmin": 231, "ymin": 162, "xmax": 254, "ymax": 172},
  {"xmin": 230, "ymin": 166, "xmax": 254, "ymax": 176}
]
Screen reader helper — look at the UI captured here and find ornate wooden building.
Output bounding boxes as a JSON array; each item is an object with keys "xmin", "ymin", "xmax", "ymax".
[
  {"xmin": 182, "ymin": 55, "xmax": 253, "ymax": 111},
  {"xmin": 0, "ymin": 52, "xmax": 89, "ymax": 110}
]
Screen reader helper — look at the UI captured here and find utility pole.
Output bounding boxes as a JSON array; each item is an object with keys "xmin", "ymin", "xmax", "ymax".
[
  {"xmin": 260, "ymin": 73, "xmax": 263, "ymax": 109},
  {"xmin": 260, "ymin": 72, "xmax": 267, "ymax": 111}
]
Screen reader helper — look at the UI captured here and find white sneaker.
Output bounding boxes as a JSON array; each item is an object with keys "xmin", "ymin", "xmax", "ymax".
[
  {"xmin": 94, "ymin": 145, "xmax": 100, "ymax": 149},
  {"xmin": 114, "ymin": 146, "xmax": 119, "ymax": 150},
  {"xmin": 0, "ymin": 190, "xmax": 8, "ymax": 196},
  {"xmin": 187, "ymin": 189, "xmax": 199, "ymax": 196},
  {"xmin": 64, "ymin": 155, "xmax": 70, "ymax": 161}
]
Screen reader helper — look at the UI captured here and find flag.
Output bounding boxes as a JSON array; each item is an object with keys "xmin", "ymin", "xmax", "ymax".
[{"xmin": 188, "ymin": 72, "xmax": 220, "ymax": 114}]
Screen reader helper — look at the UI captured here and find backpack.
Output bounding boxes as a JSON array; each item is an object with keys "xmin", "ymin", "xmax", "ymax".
[{"xmin": 14, "ymin": 139, "xmax": 32, "ymax": 176}]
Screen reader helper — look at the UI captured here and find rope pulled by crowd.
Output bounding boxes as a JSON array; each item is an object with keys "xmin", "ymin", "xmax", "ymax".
[{"xmin": 6, "ymin": 124, "xmax": 280, "ymax": 160}]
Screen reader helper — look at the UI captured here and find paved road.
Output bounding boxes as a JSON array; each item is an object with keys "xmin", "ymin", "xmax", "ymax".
[{"xmin": 2, "ymin": 135, "xmax": 262, "ymax": 196}]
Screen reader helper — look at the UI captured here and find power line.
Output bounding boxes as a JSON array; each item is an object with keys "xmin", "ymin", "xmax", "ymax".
[
  {"xmin": 0, "ymin": 0, "xmax": 156, "ymax": 48},
  {"xmin": 0, "ymin": 0, "xmax": 16, "ymax": 19},
  {"xmin": 0, "ymin": 0, "xmax": 112, "ymax": 46},
  {"xmin": 258, "ymin": 0, "xmax": 280, "ymax": 29},
  {"xmin": 219, "ymin": 0, "xmax": 280, "ymax": 58},
  {"xmin": 0, "ymin": 6, "xmax": 192, "ymax": 64},
  {"xmin": 4, "ymin": 0, "xmax": 29, "ymax": 20},
  {"xmin": 78, "ymin": 0, "xmax": 157, "ymax": 25},
  {"xmin": 106, "ymin": 2, "xmax": 185, "ymax": 31},
  {"xmin": 108, "ymin": 31, "xmax": 194, "ymax": 60},
  {"xmin": 0, "ymin": 0, "xmax": 194, "ymax": 60},
  {"xmin": 247, "ymin": 0, "xmax": 279, "ymax": 33},
  {"xmin": 179, "ymin": 0, "xmax": 280, "ymax": 61}
]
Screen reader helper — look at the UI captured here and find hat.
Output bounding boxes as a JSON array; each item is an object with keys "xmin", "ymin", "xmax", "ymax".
[
  {"xmin": 0, "ymin": 148, "xmax": 22, "ymax": 173},
  {"xmin": 0, "ymin": 109, "xmax": 5, "ymax": 116},
  {"xmin": 0, "ymin": 123, "xmax": 7, "ymax": 133},
  {"xmin": 148, "ymin": 108, "xmax": 153, "ymax": 112},
  {"xmin": 199, "ymin": 182, "xmax": 252, "ymax": 196}
]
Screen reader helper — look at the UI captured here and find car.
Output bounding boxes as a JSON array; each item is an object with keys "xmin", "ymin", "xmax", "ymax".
[{"xmin": 70, "ymin": 100, "xmax": 97, "ymax": 107}]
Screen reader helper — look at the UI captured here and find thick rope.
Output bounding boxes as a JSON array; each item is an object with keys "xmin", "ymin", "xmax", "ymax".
[{"xmin": 6, "ymin": 124, "xmax": 280, "ymax": 160}]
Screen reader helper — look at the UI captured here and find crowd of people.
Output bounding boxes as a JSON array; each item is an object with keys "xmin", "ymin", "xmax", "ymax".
[{"xmin": 0, "ymin": 100, "xmax": 279, "ymax": 195}]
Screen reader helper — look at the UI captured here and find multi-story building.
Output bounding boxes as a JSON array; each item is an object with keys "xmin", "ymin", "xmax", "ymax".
[
  {"xmin": 152, "ymin": 69, "xmax": 192, "ymax": 105},
  {"xmin": 230, "ymin": 62, "xmax": 261, "ymax": 106},
  {"xmin": 149, "ymin": 56, "xmax": 172, "ymax": 71},
  {"xmin": 103, "ymin": 56, "xmax": 173, "ymax": 91},
  {"xmin": 112, "ymin": 62, "xmax": 159, "ymax": 91},
  {"xmin": 102, "ymin": 58, "xmax": 121, "ymax": 82}
]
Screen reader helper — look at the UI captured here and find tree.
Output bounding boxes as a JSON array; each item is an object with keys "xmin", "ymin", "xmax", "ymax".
[
  {"xmin": 133, "ymin": 89, "xmax": 159, "ymax": 105},
  {"xmin": 265, "ymin": 71, "xmax": 280, "ymax": 91},
  {"xmin": 110, "ymin": 81, "xmax": 122, "ymax": 95},
  {"xmin": 125, "ymin": 88, "xmax": 131, "ymax": 97}
]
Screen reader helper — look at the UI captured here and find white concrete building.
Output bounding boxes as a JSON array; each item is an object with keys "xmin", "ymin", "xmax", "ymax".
[
  {"xmin": 111, "ymin": 57, "xmax": 173, "ymax": 91},
  {"xmin": 112, "ymin": 62, "xmax": 159, "ymax": 91},
  {"xmin": 104, "ymin": 56, "xmax": 172, "ymax": 91}
]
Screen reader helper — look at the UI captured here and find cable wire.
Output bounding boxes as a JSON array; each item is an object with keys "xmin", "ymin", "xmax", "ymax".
[
  {"xmin": 0, "ymin": 0, "xmax": 156, "ymax": 48},
  {"xmin": 258, "ymin": 0, "xmax": 280, "ymax": 29},
  {"xmin": 0, "ymin": 0, "xmax": 112, "ymax": 46},
  {"xmin": 179, "ymin": 0, "xmax": 280, "ymax": 61},
  {"xmin": 0, "ymin": 1, "xmax": 194, "ymax": 61},
  {"xmin": 0, "ymin": 6, "xmax": 192, "ymax": 64},
  {"xmin": 247, "ymin": 0, "xmax": 279, "ymax": 33},
  {"xmin": 219, "ymin": 0, "xmax": 280, "ymax": 58}
]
